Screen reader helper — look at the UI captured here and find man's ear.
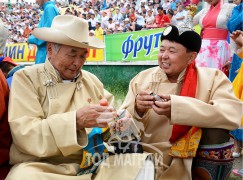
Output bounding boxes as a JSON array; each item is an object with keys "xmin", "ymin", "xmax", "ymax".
[
  {"xmin": 187, "ymin": 52, "xmax": 198, "ymax": 64},
  {"xmin": 46, "ymin": 42, "xmax": 52, "ymax": 58}
]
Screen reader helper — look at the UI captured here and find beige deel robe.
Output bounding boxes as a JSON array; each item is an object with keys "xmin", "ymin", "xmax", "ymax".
[
  {"xmin": 120, "ymin": 66, "xmax": 243, "ymax": 180},
  {"xmin": 6, "ymin": 60, "xmax": 148, "ymax": 180}
]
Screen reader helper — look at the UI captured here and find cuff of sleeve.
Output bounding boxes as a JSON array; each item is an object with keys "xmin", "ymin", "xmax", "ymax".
[
  {"xmin": 47, "ymin": 111, "xmax": 87, "ymax": 156},
  {"xmin": 134, "ymin": 107, "xmax": 149, "ymax": 121},
  {"xmin": 236, "ymin": 47, "xmax": 243, "ymax": 59},
  {"xmin": 77, "ymin": 129, "xmax": 88, "ymax": 148},
  {"xmin": 170, "ymin": 95, "xmax": 188, "ymax": 125},
  {"xmin": 28, "ymin": 35, "xmax": 37, "ymax": 44}
]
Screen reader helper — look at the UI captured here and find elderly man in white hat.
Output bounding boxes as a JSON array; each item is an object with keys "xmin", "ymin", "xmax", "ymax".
[{"xmin": 6, "ymin": 15, "xmax": 153, "ymax": 180}]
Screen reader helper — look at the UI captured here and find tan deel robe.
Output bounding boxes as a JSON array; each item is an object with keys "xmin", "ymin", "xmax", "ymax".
[
  {"xmin": 6, "ymin": 60, "xmax": 148, "ymax": 180},
  {"xmin": 120, "ymin": 66, "xmax": 243, "ymax": 180}
]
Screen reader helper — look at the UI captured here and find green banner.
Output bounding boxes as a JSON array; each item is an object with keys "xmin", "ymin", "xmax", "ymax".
[{"xmin": 105, "ymin": 28, "xmax": 165, "ymax": 62}]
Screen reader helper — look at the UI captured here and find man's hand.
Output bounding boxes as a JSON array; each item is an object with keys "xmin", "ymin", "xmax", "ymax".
[
  {"xmin": 135, "ymin": 90, "xmax": 154, "ymax": 117},
  {"xmin": 109, "ymin": 109, "xmax": 135, "ymax": 141},
  {"xmin": 110, "ymin": 116, "xmax": 132, "ymax": 133},
  {"xmin": 76, "ymin": 105, "xmax": 116, "ymax": 130},
  {"xmin": 152, "ymin": 94, "xmax": 171, "ymax": 118}
]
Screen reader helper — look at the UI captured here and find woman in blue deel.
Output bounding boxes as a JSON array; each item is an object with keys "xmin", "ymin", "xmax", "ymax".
[{"xmin": 28, "ymin": 0, "xmax": 59, "ymax": 64}]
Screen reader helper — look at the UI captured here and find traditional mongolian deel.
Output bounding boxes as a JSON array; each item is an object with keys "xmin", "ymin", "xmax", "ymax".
[{"xmin": 193, "ymin": 1, "xmax": 235, "ymax": 70}]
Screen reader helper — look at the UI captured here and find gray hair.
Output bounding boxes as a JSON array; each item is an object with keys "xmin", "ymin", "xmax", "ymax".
[{"xmin": 52, "ymin": 43, "xmax": 61, "ymax": 53}]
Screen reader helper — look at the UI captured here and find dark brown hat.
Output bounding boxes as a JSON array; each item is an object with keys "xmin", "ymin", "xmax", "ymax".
[{"xmin": 160, "ymin": 25, "xmax": 202, "ymax": 53}]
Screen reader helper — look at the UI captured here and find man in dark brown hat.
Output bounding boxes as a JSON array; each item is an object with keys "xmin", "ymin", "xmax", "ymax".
[{"xmin": 120, "ymin": 25, "xmax": 242, "ymax": 179}]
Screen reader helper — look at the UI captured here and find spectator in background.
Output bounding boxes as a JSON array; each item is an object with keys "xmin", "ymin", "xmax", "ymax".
[
  {"xmin": 94, "ymin": 9, "xmax": 101, "ymax": 22},
  {"xmin": 146, "ymin": 7, "xmax": 170, "ymax": 29},
  {"xmin": 114, "ymin": 21, "xmax": 121, "ymax": 31},
  {"xmin": 129, "ymin": 7, "xmax": 136, "ymax": 22},
  {"xmin": 232, "ymin": 0, "xmax": 242, "ymax": 4},
  {"xmin": 101, "ymin": 11, "xmax": 109, "ymax": 29},
  {"xmin": 139, "ymin": 0, "xmax": 148, "ymax": 11},
  {"xmin": 231, "ymin": 30, "xmax": 243, "ymax": 177},
  {"xmin": 94, "ymin": 21, "xmax": 104, "ymax": 39},
  {"xmin": 227, "ymin": 1, "xmax": 242, "ymax": 82},
  {"xmin": 167, "ymin": 9, "xmax": 177, "ymax": 26},
  {"xmin": 132, "ymin": 12, "xmax": 145, "ymax": 31},
  {"xmin": 174, "ymin": 4, "xmax": 187, "ymax": 26},
  {"xmin": 100, "ymin": 0, "xmax": 108, "ymax": 10},
  {"xmin": 126, "ymin": 26, "xmax": 134, "ymax": 32},
  {"xmin": 153, "ymin": 2, "xmax": 160, "ymax": 15},
  {"xmin": 162, "ymin": 0, "xmax": 171, "ymax": 13},
  {"xmin": 105, "ymin": 17, "xmax": 115, "ymax": 33},
  {"xmin": 123, "ymin": 7, "xmax": 130, "ymax": 19},
  {"xmin": 183, "ymin": 0, "xmax": 191, "ymax": 7},
  {"xmin": 0, "ymin": 57, "xmax": 17, "ymax": 78},
  {"xmin": 145, "ymin": 9, "xmax": 155, "ymax": 27},
  {"xmin": 126, "ymin": 3, "xmax": 131, "ymax": 10},
  {"xmin": 16, "ymin": 24, "xmax": 23, "ymax": 35},
  {"xmin": 105, "ymin": 29, "xmax": 113, "ymax": 34},
  {"xmin": 147, "ymin": 3, "xmax": 155, "ymax": 15},
  {"xmin": 80, "ymin": 13, "xmax": 87, "ymax": 20},
  {"xmin": 89, "ymin": 29, "xmax": 95, "ymax": 36},
  {"xmin": 23, "ymin": 24, "xmax": 32, "ymax": 38},
  {"xmin": 231, "ymin": 29, "xmax": 243, "ymax": 178},
  {"xmin": 193, "ymin": 0, "xmax": 235, "ymax": 71},
  {"xmin": 138, "ymin": 5, "xmax": 145, "ymax": 15},
  {"xmin": 113, "ymin": 7, "xmax": 123, "ymax": 23},
  {"xmin": 230, "ymin": 30, "xmax": 243, "ymax": 159},
  {"xmin": 88, "ymin": 13, "xmax": 98, "ymax": 30},
  {"xmin": 170, "ymin": 0, "xmax": 177, "ymax": 11},
  {"xmin": 131, "ymin": 2, "xmax": 137, "ymax": 11},
  {"xmin": 0, "ymin": 18, "xmax": 12, "ymax": 180},
  {"xmin": 116, "ymin": 26, "xmax": 123, "ymax": 33},
  {"xmin": 82, "ymin": 7, "xmax": 88, "ymax": 15},
  {"xmin": 0, "ymin": 64, "xmax": 10, "ymax": 180},
  {"xmin": 120, "ymin": 2, "xmax": 126, "ymax": 14},
  {"xmin": 0, "ymin": 56, "xmax": 25, "ymax": 88},
  {"xmin": 28, "ymin": 0, "xmax": 59, "ymax": 64},
  {"xmin": 123, "ymin": 18, "xmax": 131, "ymax": 32}
]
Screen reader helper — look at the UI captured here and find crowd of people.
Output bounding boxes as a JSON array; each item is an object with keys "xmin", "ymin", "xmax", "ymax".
[
  {"xmin": 0, "ymin": 1, "xmax": 40, "ymax": 43},
  {"xmin": 0, "ymin": 0, "xmax": 242, "ymax": 179},
  {"xmin": 0, "ymin": 0, "xmax": 203, "ymax": 43}
]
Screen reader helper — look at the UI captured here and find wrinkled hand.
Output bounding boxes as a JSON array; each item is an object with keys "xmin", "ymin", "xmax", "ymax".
[
  {"xmin": 152, "ymin": 94, "xmax": 171, "ymax": 118},
  {"xmin": 111, "ymin": 109, "xmax": 132, "ymax": 131},
  {"xmin": 110, "ymin": 116, "xmax": 133, "ymax": 133},
  {"xmin": 135, "ymin": 90, "xmax": 154, "ymax": 117},
  {"xmin": 76, "ymin": 105, "xmax": 117, "ymax": 130},
  {"xmin": 109, "ymin": 109, "xmax": 134, "ymax": 141}
]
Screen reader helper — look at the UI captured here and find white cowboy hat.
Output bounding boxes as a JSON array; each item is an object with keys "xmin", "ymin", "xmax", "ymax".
[{"xmin": 32, "ymin": 15, "xmax": 105, "ymax": 49}]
